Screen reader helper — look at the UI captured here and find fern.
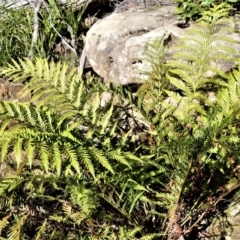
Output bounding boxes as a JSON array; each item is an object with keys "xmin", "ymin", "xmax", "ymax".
[
  {"xmin": 7, "ymin": 214, "xmax": 28, "ymax": 240},
  {"xmin": 0, "ymin": 214, "xmax": 11, "ymax": 236},
  {"xmin": 167, "ymin": 4, "xmax": 236, "ymax": 84},
  {"xmin": 0, "ymin": 2, "xmax": 239, "ymax": 239},
  {"xmin": 108, "ymin": 3, "xmax": 240, "ymax": 239},
  {"xmin": 0, "ymin": 58, "xmax": 143, "ymax": 239},
  {"xmin": 0, "ymin": 58, "xmax": 140, "ymax": 177}
]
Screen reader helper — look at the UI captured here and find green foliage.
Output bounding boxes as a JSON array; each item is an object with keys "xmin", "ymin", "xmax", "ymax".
[
  {"xmin": 166, "ymin": 3, "xmax": 237, "ymax": 117},
  {"xmin": 0, "ymin": 7, "xmax": 33, "ymax": 66},
  {"xmin": 0, "ymin": 0, "xmax": 86, "ymax": 66},
  {"xmin": 0, "ymin": 58, "xmax": 143, "ymax": 239},
  {"xmin": 112, "ymin": 4, "xmax": 240, "ymax": 238},
  {"xmin": 38, "ymin": 0, "xmax": 87, "ymax": 59},
  {"xmin": 174, "ymin": 0, "xmax": 237, "ymax": 21},
  {"xmin": 0, "ymin": 2, "xmax": 240, "ymax": 239}
]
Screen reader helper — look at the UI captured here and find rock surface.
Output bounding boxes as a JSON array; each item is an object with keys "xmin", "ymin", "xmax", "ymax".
[
  {"xmin": 85, "ymin": 6, "xmax": 184, "ymax": 85},
  {"xmin": 114, "ymin": 0, "xmax": 175, "ymax": 12},
  {"xmin": 85, "ymin": 6, "xmax": 240, "ymax": 85},
  {"xmin": 209, "ymin": 198, "xmax": 240, "ymax": 240}
]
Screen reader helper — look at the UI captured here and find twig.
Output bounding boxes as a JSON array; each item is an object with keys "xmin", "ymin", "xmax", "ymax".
[
  {"xmin": 28, "ymin": 0, "xmax": 43, "ymax": 59},
  {"xmin": 49, "ymin": 12, "xmax": 77, "ymax": 56},
  {"xmin": 5, "ymin": 0, "xmax": 31, "ymax": 9},
  {"xmin": 40, "ymin": 0, "xmax": 78, "ymax": 56},
  {"xmin": 77, "ymin": 34, "xmax": 87, "ymax": 75},
  {"xmin": 30, "ymin": 0, "xmax": 87, "ymax": 75}
]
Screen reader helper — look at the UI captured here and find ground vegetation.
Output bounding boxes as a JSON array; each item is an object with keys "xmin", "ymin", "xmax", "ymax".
[{"xmin": 0, "ymin": 1, "xmax": 239, "ymax": 239}]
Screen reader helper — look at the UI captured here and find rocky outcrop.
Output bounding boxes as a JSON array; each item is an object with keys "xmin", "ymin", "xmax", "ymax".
[
  {"xmin": 85, "ymin": 6, "xmax": 240, "ymax": 85},
  {"xmin": 85, "ymin": 6, "xmax": 182, "ymax": 85}
]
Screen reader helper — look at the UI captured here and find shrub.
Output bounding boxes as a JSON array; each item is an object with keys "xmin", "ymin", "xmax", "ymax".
[{"xmin": 173, "ymin": 0, "xmax": 238, "ymax": 21}]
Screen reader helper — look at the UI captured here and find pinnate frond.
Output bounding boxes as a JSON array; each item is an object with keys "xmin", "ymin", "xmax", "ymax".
[
  {"xmin": 0, "ymin": 214, "xmax": 11, "ymax": 236},
  {"xmin": 7, "ymin": 214, "xmax": 27, "ymax": 240}
]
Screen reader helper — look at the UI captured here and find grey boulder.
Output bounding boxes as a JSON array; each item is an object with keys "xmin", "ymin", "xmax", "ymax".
[{"xmin": 85, "ymin": 6, "xmax": 240, "ymax": 85}]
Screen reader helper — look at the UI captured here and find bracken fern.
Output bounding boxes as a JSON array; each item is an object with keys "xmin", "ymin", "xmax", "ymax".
[{"xmin": 0, "ymin": 58, "xmax": 142, "ymax": 239}]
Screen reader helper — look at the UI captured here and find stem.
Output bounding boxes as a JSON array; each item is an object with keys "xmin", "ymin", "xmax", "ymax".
[
  {"xmin": 28, "ymin": 0, "xmax": 43, "ymax": 59},
  {"xmin": 165, "ymin": 158, "xmax": 194, "ymax": 238}
]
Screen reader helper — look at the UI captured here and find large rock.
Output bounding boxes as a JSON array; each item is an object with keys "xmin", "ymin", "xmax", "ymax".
[
  {"xmin": 114, "ymin": 0, "xmax": 175, "ymax": 12},
  {"xmin": 85, "ymin": 6, "xmax": 185, "ymax": 85},
  {"xmin": 85, "ymin": 6, "xmax": 240, "ymax": 85}
]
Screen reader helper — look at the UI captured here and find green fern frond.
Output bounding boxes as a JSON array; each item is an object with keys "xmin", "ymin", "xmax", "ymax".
[
  {"xmin": 35, "ymin": 219, "xmax": 47, "ymax": 240},
  {"xmin": 167, "ymin": 7, "xmax": 236, "ymax": 78},
  {"xmin": 0, "ymin": 139, "xmax": 11, "ymax": 162},
  {"xmin": 123, "ymin": 152, "xmax": 143, "ymax": 163},
  {"xmin": 107, "ymin": 150, "xmax": 131, "ymax": 168},
  {"xmin": 53, "ymin": 143, "xmax": 62, "ymax": 176},
  {"xmin": 198, "ymin": 2, "xmax": 233, "ymax": 24},
  {"xmin": 140, "ymin": 233, "xmax": 166, "ymax": 240},
  {"xmin": 0, "ymin": 101, "xmax": 55, "ymax": 131},
  {"xmin": 129, "ymin": 191, "xmax": 145, "ymax": 214},
  {"xmin": 65, "ymin": 145, "xmax": 80, "ymax": 175},
  {"xmin": 100, "ymin": 101, "xmax": 114, "ymax": 135},
  {"xmin": 0, "ymin": 99, "xmax": 123, "ymax": 177},
  {"xmin": 1, "ymin": 175, "xmax": 24, "ymax": 193},
  {"xmin": 90, "ymin": 92, "xmax": 101, "ymax": 125},
  {"xmin": 77, "ymin": 146, "xmax": 95, "ymax": 177},
  {"xmin": 118, "ymin": 226, "xmax": 142, "ymax": 239},
  {"xmin": 89, "ymin": 147, "xmax": 114, "ymax": 173},
  {"xmin": 2, "ymin": 58, "xmax": 86, "ymax": 112},
  {"xmin": 7, "ymin": 214, "xmax": 27, "ymax": 240},
  {"xmin": 125, "ymin": 226, "xmax": 142, "ymax": 237},
  {"xmin": 39, "ymin": 144, "xmax": 50, "ymax": 173},
  {"xmin": 0, "ymin": 214, "xmax": 11, "ymax": 236},
  {"xmin": 69, "ymin": 185, "xmax": 97, "ymax": 218},
  {"xmin": 99, "ymin": 192, "xmax": 129, "ymax": 218},
  {"xmin": 25, "ymin": 139, "xmax": 34, "ymax": 168}
]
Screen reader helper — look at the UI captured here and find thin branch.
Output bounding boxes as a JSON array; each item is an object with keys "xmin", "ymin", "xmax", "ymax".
[
  {"xmin": 49, "ymin": 12, "xmax": 77, "ymax": 56},
  {"xmin": 28, "ymin": 0, "xmax": 43, "ymax": 59},
  {"xmin": 77, "ymin": 34, "xmax": 87, "ymax": 75}
]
